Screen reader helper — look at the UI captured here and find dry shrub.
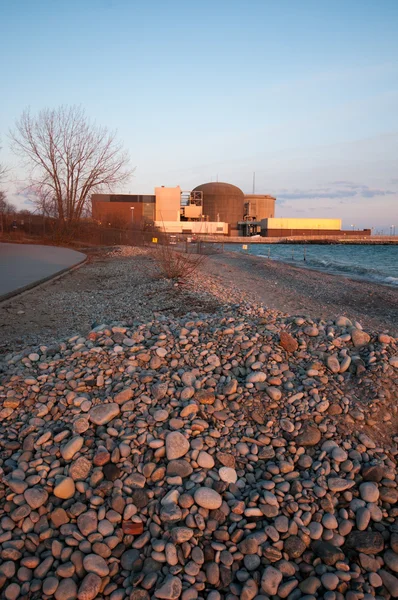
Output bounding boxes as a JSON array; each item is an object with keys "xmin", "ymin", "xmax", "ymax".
[{"xmin": 149, "ymin": 240, "xmax": 207, "ymax": 281}]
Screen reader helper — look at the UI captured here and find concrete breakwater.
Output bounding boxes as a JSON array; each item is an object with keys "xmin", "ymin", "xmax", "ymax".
[{"xmin": 0, "ymin": 297, "xmax": 397, "ymax": 600}]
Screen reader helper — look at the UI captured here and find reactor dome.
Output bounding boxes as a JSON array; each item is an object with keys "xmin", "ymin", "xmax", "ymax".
[{"xmin": 192, "ymin": 182, "xmax": 245, "ymax": 233}]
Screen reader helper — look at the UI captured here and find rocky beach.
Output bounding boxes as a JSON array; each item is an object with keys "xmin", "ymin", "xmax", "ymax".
[{"xmin": 0, "ymin": 247, "xmax": 397, "ymax": 600}]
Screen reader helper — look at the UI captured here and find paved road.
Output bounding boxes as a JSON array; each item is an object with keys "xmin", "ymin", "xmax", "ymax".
[{"xmin": 0, "ymin": 243, "xmax": 86, "ymax": 299}]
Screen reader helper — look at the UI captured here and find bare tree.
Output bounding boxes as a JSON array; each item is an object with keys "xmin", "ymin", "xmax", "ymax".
[
  {"xmin": 0, "ymin": 191, "xmax": 16, "ymax": 233},
  {"xmin": 10, "ymin": 105, "xmax": 133, "ymax": 223},
  {"xmin": 0, "ymin": 140, "xmax": 8, "ymax": 185}
]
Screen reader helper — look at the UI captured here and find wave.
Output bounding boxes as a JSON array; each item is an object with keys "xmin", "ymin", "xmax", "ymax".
[{"xmin": 253, "ymin": 250, "xmax": 398, "ymax": 287}]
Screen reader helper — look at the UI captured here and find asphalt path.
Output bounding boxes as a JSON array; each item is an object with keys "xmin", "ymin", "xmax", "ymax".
[{"xmin": 0, "ymin": 243, "xmax": 86, "ymax": 299}]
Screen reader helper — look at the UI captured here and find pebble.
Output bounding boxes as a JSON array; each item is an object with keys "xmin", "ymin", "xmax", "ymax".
[
  {"xmin": 0, "ymin": 298, "xmax": 397, "ymax": 600},
  {"xmin": 194, "ymin": 487, "xmax": 222, "ymax": 509},
  {"xmin": 261, "ymin": 566, "xmax": 283, "ymax": 595},
  {"xmin": 197, "ymin": 451, "xmax": 214, "ymax": 469},
  {"xmin": 359, "ymin": 482, "xmax": 379, "ymax": 502},
  {"xmin": 154, "ymin": 575, "xmax": 182, "ymax": 599},
  {"xmin": 61, "ymin": 435, "xmax": 84, "ymax": 460},
  {"xmin": 219, "ymin": 466, "xmax": 237, "ymax": 483},
  {"xmin": 77, "ymin": 573, "xmax": 102, "ymax": 600},
  {"xmin": 165, "ymin": 431, "xmax": 190, "ymax": 460},
  {"xmin": 24, "ymin": 486, "xmax": 48, "ymax": 509},
  {"xmin": 53, "ymin": 477, "xmax": 76, "ymax": 499},
  {"xmin": 83, "ymin": 554, "xmax": 109, "ymax": 577},
  {"xmin": 89, "ymin": 403, "xmax": 120, "ymax": 425}
]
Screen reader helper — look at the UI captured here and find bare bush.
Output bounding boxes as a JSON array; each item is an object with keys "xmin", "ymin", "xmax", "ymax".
[{"xmin": 149, "ymin": 238, "xmax": 207, "ymax": 281}]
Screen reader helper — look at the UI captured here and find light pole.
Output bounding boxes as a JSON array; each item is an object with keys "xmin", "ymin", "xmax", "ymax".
[
  {"xmin": 351, "ymin": 224, "xmax": 355, "ymax": 233},
  {"xmin": 130, "ymin": 206, "xmax": 134, "ymax": 225},
  {"xmin": 391, "ymin": 225, "xmax": 395, "ymax": 236}
]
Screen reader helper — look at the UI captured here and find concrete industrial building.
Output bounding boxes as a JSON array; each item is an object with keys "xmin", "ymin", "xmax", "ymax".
[
  {"xmin": 92, "ymin": 182, "xmax": 368, "ymax": 238},
  {"xmin": 92, "ymin": 182, "xmax": 276, "ymax": 236},
  {"xmin": 191, "ymin": 182, "xmax": 245, "ymax": 236}
]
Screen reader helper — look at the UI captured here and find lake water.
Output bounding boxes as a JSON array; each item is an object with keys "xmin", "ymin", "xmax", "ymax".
[{"xmin": 228, "ymin": 243, "xmax": 398, "ymax": 287}]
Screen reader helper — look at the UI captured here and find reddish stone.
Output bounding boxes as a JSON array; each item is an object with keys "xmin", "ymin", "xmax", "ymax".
[
  {"xmin": 279, "ymin": 331, "xmax": 298, "ymax": 353},
  {"xmin": 122, "ymin": 522, "xmax": 144, "ymax": 535},
  {"xmin": 195, "ymin": 389, "xmax": 215, "ymax": 404},
  {"xmin": 93, "ymin": 448, "xmax": 110, "ymax": 466}
]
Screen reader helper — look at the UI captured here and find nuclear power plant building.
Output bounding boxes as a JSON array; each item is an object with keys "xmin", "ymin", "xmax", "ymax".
[{"xmin": 92, "ymin": 181, "xmax": 369, "ymax": 238}]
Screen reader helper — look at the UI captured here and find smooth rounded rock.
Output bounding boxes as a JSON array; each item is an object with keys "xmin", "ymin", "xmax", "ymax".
[
  {"xmin": 359, "ymin": 482, "xmax": 379, "ymax": 503},
  {"xmin": 89, "ymin": 403, "xmax": 120, "ymax": 425},
  {"xmin": 53, "ymin": 477, "xmax": 76, "ymax": 499},
  {"xmin": 77, "ymin": 573, "xmax": 102, "ymax": 600},
  {"xmin": 24, "ymin": 486, "xmax": 48, "ymax": 509},
  {"xmin": 166, "ymin": 432, "xmax": 190, "ymax": 460},
  {"xmin": 194, "ymin": 487, "xmax": 222, "ymax": 510},
  {"xmin": 61, "ymin": 435, "xmax": 84, "ymax": 461},
  {"xmin": 83, "ymin": 554, "xmax": 110, "ymax": 577},
  {"xmin": 219, "ymin": 466, "xmax": 237, "ymax": 484}
]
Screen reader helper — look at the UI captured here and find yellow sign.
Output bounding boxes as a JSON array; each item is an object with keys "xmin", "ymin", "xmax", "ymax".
[
  {"xmin": 152, "ymin": 237, "xmax": 158, "ymax": 244},
  {"xmin": 242, "ymin": 244, "xmax": 248, "ymax": 250}
]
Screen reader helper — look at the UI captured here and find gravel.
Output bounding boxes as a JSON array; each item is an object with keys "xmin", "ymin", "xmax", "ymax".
[{"xmin": 0, "ymin": 247, "xmax": 397, "ymax": 599}]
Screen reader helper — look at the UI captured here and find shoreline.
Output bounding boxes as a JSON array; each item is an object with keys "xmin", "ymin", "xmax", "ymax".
[
  {"xmin": 1, "ymin": 248, "xmax": 397, "ymax": 358},
  {"xmin": 223, "ymin": 251, "xmax": 398, "ymax": 290},
  {"xmin": 200, "ymin": 252, "xmax": 398, "ymax": 334},
  {"xmin": 198, "ymin": 237, "xmax": 398, "ymax": 245}
]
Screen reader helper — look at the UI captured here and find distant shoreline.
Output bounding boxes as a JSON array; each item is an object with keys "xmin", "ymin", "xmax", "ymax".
[
  {"xmin": 200, "ymin": 251, "xmax": 398, "ymax": 333},
  {"xmin": 200, "ymin": 238, "xmax": 398, "ymax": 245}
]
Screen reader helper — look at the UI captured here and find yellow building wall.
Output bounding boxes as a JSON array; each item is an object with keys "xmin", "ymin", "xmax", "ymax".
[
  {"xmin": 262, "ymin": 218, "xmax": 342, "ymax": 231},
  {"xmin": 155, "ymin": 187, "xmax": 181, "ymax": 222}
]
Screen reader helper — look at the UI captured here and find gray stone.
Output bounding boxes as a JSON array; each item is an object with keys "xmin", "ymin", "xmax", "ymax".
[
  {"xmin": 295, "ymin": 424, "xmax": 321, "ymax": 447},
  {"xmin": 121, "ymin": 549, "xmax": 140, "ymax": 570},
  {"xmin": 312, "ymin": 541, "xmax": 345, "ymax": 565},
  {"xmin": 24, "ymin": 486, "xmax": 48, "ymax": 509},
  {"xmin": 77, "ymin": 573, "xmax": 102, "ymax": 600},
  {"xmin": 328, "ymin": 477, "xmax": 355, "ymax": 492},
  {"xmin": 77, "ymin": 511, "xmax": 98, "ymax": 536},
  {"xmin": 299, "ymin": 576, "xmax": 321, "ymax": 594},
  {"xmin": 219, "ymin": 466, "xmax": 237, "ymax": 484},
  {"xmin": 261, "ymin": 566, "xmax": 283, "ymax": 596},
  {"xmin": 171, "ymin": 527, "xmax": 194, "ymax": 544},
  {"xmin": 54, "ymin": 578, "xmax": 78, "ymax": 600},
  {"xmin": 89, "ymin": 403, "xmax": 120, "ymax": 425},
  {"xmin": 351, "ymin": 328, "xmax": 370, "ymax": 347},
  {"xmin": 284, "ymin": 536, "xmax": 306, "ymax": 558},
  {"xmin": 197, "ymin": 451, "xmax": 214, "ymax": 469},
  {"xmin": 346, "ymin": 531, "xmax": 384, "ymax": 554},
  {"xmin": 154, "ymin": 575, "xmax": 182, "ymax": 599},
  {"xmin": 166, "ymin": 432, "xmax": 190, "ymax": 460},
  {"xmin": 321, "ymin": 573, "xmax": 339, "ymax": 590},
  {"xmin": 83, "ymin": 554, "xmax": 109, "ymax": 577},
  {"xmin": 194, "ymin": 487, "xmax": 222, "ymax": 509},
  {"xmin": 384, "ymin": 550, "xmax": 398, "ymax": 574},
  {"xmin": 379, "ymin": 570, "xmax": 398, "ymax": 597},
  {"xmin": 359, "ymin": 482, "xmax": 379, "ymax": 503}
]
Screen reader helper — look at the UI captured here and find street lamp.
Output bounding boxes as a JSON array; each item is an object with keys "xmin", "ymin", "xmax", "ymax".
[
  {"xmin": 130, "ymin": 206, "xmax": 135, "ymax": 225},
  {"xmin": 351, "ymin": 224, "xmax": 355, "ymax": 233},
  {"xmin": 391, "ymin": 225, "xmax": 395, "ymax": 236}
]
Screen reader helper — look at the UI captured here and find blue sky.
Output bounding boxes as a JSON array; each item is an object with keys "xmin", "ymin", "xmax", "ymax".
[{"xmin": 0, "ymin": 0, "xmax": 397, "ymax": 231}]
